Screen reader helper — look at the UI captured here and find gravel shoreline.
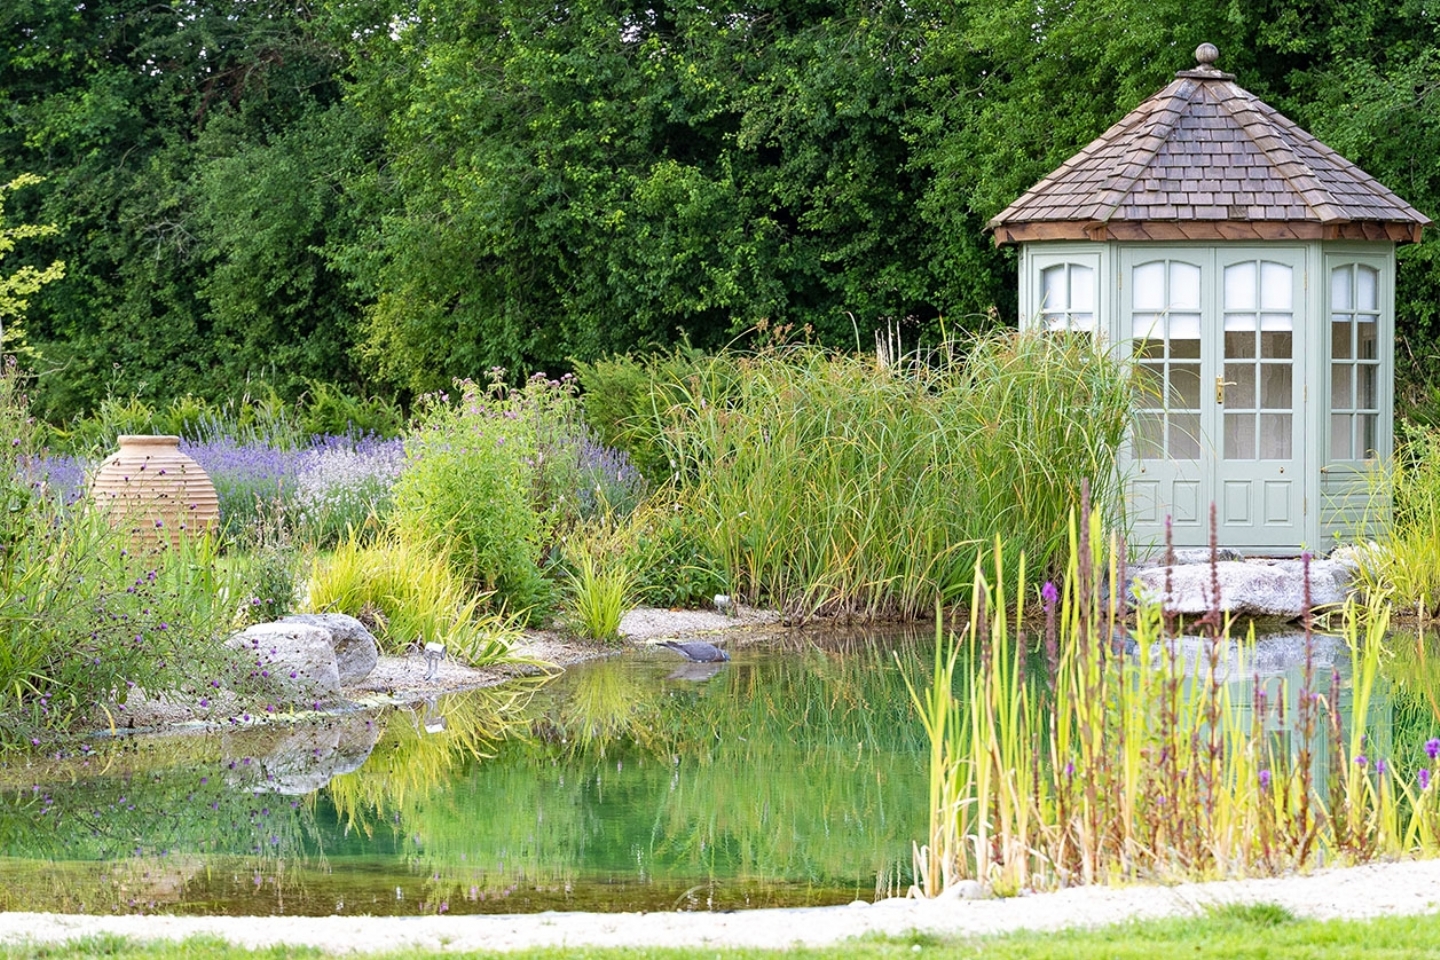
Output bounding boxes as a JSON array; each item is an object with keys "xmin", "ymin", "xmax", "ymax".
[{"xmin": 2, "ymin": 859, "xmax": 1437, "ymax": 952}]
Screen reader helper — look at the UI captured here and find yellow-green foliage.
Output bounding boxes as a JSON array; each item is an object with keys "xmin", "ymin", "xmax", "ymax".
[
  {"xmin": 908, "ymin": 513, "xmax": 1439, "ymax": 896},
  {"xmin": 303, "ymin": 533, "xmax": 517, "ymax": 666},
  {"xmin": 1362, "ymin": 426, "xmax": 1440, "ymax": 613},
  {"xmin": 560, "ymin": 520, "xmax": 634, "ymax": 644}
]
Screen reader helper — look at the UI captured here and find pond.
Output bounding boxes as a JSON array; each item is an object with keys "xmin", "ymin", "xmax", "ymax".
[{"xmin": 0, "ymin": 625, "xmax": 1434, "ymax": 916}]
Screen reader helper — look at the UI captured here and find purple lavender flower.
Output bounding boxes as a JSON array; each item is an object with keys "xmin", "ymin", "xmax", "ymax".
[
  {"xmin": 1355, "ymin": 755, "xmax": 1368, "ymax": 767},
  {"xmin": 1420, "ymin": 769, "xmax": 1432, "ymax": 791},
  {"xmin": 294, "ymin": 435, "xmax": 405, "ymax": 544},
  {"xmin": 1427, "ymin": 738, "xmax": 1440, "ymax": 762},
  {"xmin": 20, "ymin": 453, "xmax": 88, "ymax": 506},
  {"xmin": 1376, "ymin": 759, "xmax": 1388, "ymax": 775},
  {"xmin": 1041, "ymin": 581, "xmax": 1059, "ymax": 609},
  {"xmin": 1258, "ymin": 769, "xmax": 1271, "ymax": 789}
]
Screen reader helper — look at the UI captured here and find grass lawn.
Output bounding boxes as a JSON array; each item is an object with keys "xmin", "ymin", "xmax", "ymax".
[{"xmin": 9, "ymin": 905, "xmax": 1440, "ymax": 959}]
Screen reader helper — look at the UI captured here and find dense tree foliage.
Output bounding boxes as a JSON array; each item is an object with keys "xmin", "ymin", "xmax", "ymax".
[{"xmin": 3, "ymin": 0, "xmax": 1439, "ymax": 414}]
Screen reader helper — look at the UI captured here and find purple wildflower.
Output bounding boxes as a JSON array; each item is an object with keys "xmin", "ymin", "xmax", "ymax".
[
  {"xmin": 1041, "ymin": 581, "xmax": 1059, "ymax": 608},
  {"xmin": 1421, "ymin": 769, "xmax": 1432, "ymax": 791},
  {"xmin": 1426, "ymin": 738, "xmax": 1440, "ymax": 762},
  {"xmin": 1258, "ymin": 769, "xmax": 1271, "ymax": 789},
  {"xmin": 1355, "ymin": 755, "xmax": 1368, "ymax": 767}
]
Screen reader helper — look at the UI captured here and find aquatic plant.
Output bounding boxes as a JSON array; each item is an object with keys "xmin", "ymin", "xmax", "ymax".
[
  {"xmin": 642, "ymin": 331, "xmax": 1131, "ymax": 620},
  {"xmin": 907, "ymin": 510, "xmax": 1437, "ymax": 895},
  {"xmin": 1359, "ymin": 423, "xmax": 1440, "ymax": 616}
]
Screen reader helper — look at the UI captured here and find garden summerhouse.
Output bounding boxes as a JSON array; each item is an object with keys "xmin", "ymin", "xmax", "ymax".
[{"xmin": 989, "ymin": 44, "xmax": 1431, "ymax": 555}]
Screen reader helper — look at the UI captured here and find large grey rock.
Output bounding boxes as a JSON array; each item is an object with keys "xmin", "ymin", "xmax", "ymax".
[
  {"xmin": 222, "ymin": 712, "xmax": 382, "ymax": 794},
  {"xmin": 280, "ymin": 613, "xmax": 379, "ymax": 685},
  {"xmin": 226, "ymin": 622, "xmax": 342, "ymax": 704},
  {"xmin": 1131, "ymin": 558, "xmax": 1356, "ymax": 620}
]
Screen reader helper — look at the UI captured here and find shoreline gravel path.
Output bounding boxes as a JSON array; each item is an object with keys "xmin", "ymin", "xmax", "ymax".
[{"xmin": 2, "ymin": 859, "xmax": 1438, "ymax": 952}]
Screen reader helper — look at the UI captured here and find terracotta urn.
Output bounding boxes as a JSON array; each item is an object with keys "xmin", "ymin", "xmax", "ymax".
[{"xmin": 90, "ymin": 435, "xmax": 220, "ymax": 545}]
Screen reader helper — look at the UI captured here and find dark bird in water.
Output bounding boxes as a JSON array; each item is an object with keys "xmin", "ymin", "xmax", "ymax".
[{"xmin": 656, "ymin": 640, "xmax": 730, "ymax": 663}]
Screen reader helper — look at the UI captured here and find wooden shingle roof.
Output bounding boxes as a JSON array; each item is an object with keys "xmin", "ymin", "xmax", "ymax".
[{"xmin": 989, "ymin": 44, "xmax": 1430, "ymax": 245}]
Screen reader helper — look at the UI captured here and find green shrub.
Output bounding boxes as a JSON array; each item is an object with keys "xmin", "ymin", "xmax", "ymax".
[
  {"xmin": 392, "ymin": 377, "xmax": 551, "ymax": 622},
  {"xmin": 299, "ymin": 380, "xmax": 403, "ymax": 440},
  {"xmin": 616, "ymin": 494, "xmax": 728, "ymax": 608},
  {"xmin": 573, "ymin": 345, "xmax": 714, "ymax": 483}
]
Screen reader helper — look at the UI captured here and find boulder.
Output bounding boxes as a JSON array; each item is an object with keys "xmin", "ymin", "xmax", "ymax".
[
  {"xmin": 226, "ymin": 622, "xmax": 342, "ymax": 704},
  {"xmin": 280, "ymin": 612, "xmax": 380, "ymax": 685},
  {"xmin": 1130, "ymin": 558, "xmax": 1356, "ymax": 620}
]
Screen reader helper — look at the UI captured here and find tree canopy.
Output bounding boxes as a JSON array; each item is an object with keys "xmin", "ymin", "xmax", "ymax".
[{"xmin": 2, "ymin": 0, "xmax": 1438, "ymax": 415}]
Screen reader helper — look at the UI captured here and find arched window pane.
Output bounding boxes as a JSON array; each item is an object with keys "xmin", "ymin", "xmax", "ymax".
[
  {"xmin": 1260, "ymin": 262, "xmax": 1292, "ymax": 310},
  {"xmin": 1224, "ymin": 262, "xmax": 1256, "ymax": 311},
  {"xmin": 1357, "ymin": 266, "xmax": 1378, "ymax": 312},
  {"xmin": 1171, "ymin": 263, "xmax": 1201, "ymax": 309},
  {"xmin": 1070, "ymin": 265, "xmax": 1094, "ymax": 312},
  {"xmin": 1133, "ymin": 262, "xmax": 1165, "ymax": 310},
  {"xmin": 1041, "ymin": 265, "xmax": 1067, "ymax": 312}
]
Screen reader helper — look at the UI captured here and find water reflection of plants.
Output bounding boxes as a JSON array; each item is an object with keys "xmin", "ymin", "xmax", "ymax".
[
  {"xmin": 321, "ymin": 640, "xmax": 927, "ymax": 908},
  {"xmin": 0, "ymin": 729, "xmax": 331, "ymax": 913},
  {"xmin": 325, "ymin": 685, "xmax": 539, "ymax": 835}
]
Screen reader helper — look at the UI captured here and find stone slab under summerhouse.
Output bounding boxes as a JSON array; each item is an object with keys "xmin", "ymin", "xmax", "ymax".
[{"xmin": 989, "ymin": 43, "xmax": 1430, "ymax": 559}]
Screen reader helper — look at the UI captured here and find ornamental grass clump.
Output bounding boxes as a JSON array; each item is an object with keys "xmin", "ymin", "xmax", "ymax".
[
  {"xmin": 1359, "ymin": 424, "xmax": 1440, "ymax": 615},
  {"xmin": 906, "ymin": 507, "xmax": 1438, "ymax": 897},
  {"xmin": 303, "ymin": 533, "xmax": 517, "ymax": 666},
  {"xmin": 651, "ymin": 331, "xmax": 1131, "ymax": 620},
  {"xmin": 560, "ymin": 523, "xmax": 634, "ymax": 644}
]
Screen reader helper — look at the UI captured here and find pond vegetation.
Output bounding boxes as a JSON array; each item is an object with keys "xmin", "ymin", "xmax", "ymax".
[{"xmin": 6, "ymin": 331, "xmax": 1440, "ymax": 911}]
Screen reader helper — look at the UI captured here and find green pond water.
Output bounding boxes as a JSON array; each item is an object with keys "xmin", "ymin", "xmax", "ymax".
[{"xmin": 0, "ymin": 626, "xmax": 1435, "ymax": 917}]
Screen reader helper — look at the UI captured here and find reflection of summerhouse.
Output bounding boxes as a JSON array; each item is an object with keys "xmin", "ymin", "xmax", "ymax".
[{"xmin": 989, "ymin": 44, "xmax": 1430, "ymax": 554}]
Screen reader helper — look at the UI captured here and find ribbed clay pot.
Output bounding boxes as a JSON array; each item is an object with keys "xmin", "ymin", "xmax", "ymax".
[{"xmin": 90, "ymin": 435, "xmax": 220, "ymax": 546}]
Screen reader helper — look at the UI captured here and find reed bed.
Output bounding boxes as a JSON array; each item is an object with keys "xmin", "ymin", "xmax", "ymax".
[
  {"xmin": 907, "ymin": 510, "xmax": 1439, "ymax": 896},
  {"xmin": 656, "ymin": 332, "xmax": 1131, "ymax": 621}
]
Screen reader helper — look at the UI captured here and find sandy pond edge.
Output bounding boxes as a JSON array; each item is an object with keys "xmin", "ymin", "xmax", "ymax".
[{"xmin": 1, "ymin": 859, "xmax": 1438, "ymax": 952}]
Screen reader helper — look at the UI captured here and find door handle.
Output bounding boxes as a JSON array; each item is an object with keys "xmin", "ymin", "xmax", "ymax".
[{"xmin": 1216, "ymin": 377, "xmax": 1237, "ymax": 404}]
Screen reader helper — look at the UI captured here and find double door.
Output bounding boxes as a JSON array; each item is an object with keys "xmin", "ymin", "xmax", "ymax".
[{"xmin": 1125, "ymin": 248, "xmax": 1306, "ymax": 551}]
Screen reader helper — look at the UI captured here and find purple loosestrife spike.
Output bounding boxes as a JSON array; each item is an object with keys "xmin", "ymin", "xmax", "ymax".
[
  {"xmin": 1421, "ymin": 769, "xmax": 1432, "ymax": 791},
  {"xmin": 1355, "ymin": 755, "xmax": 1368, "ymax": 767},
  {"xmin": 1427, "ymin": 738, "xmax": 1440, "ymax": 761},
  {"xmin": 1259, "ymin": 769, "xmax": 1272, "ymax": 789},
  {"xmin": 1377, "ymin": 759, "xmax": 1388, "ymax": 775},
  {"xmin": 1041, "ymin": 581, "xmax": 1059, "ymax": 608}
]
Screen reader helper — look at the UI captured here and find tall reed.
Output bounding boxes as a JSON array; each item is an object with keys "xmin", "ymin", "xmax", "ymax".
[
  {"xmin": 652, "ymin": 332, "xmax": 1131, "ymax": 620},
  {"xmin": 908, "ymin": 510, "xmax": 1435, "ymax": 894}
]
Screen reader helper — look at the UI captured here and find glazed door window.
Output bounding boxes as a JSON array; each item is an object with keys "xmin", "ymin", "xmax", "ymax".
[{"xmin": 1131, "ymin": 260, "xmax": 1202, "ymax": 459}]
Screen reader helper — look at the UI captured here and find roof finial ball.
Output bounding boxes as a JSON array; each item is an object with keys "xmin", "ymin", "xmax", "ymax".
[{"xmin": 1195, "ymin": 43, "xmax": 1220, "ymax": 68}]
